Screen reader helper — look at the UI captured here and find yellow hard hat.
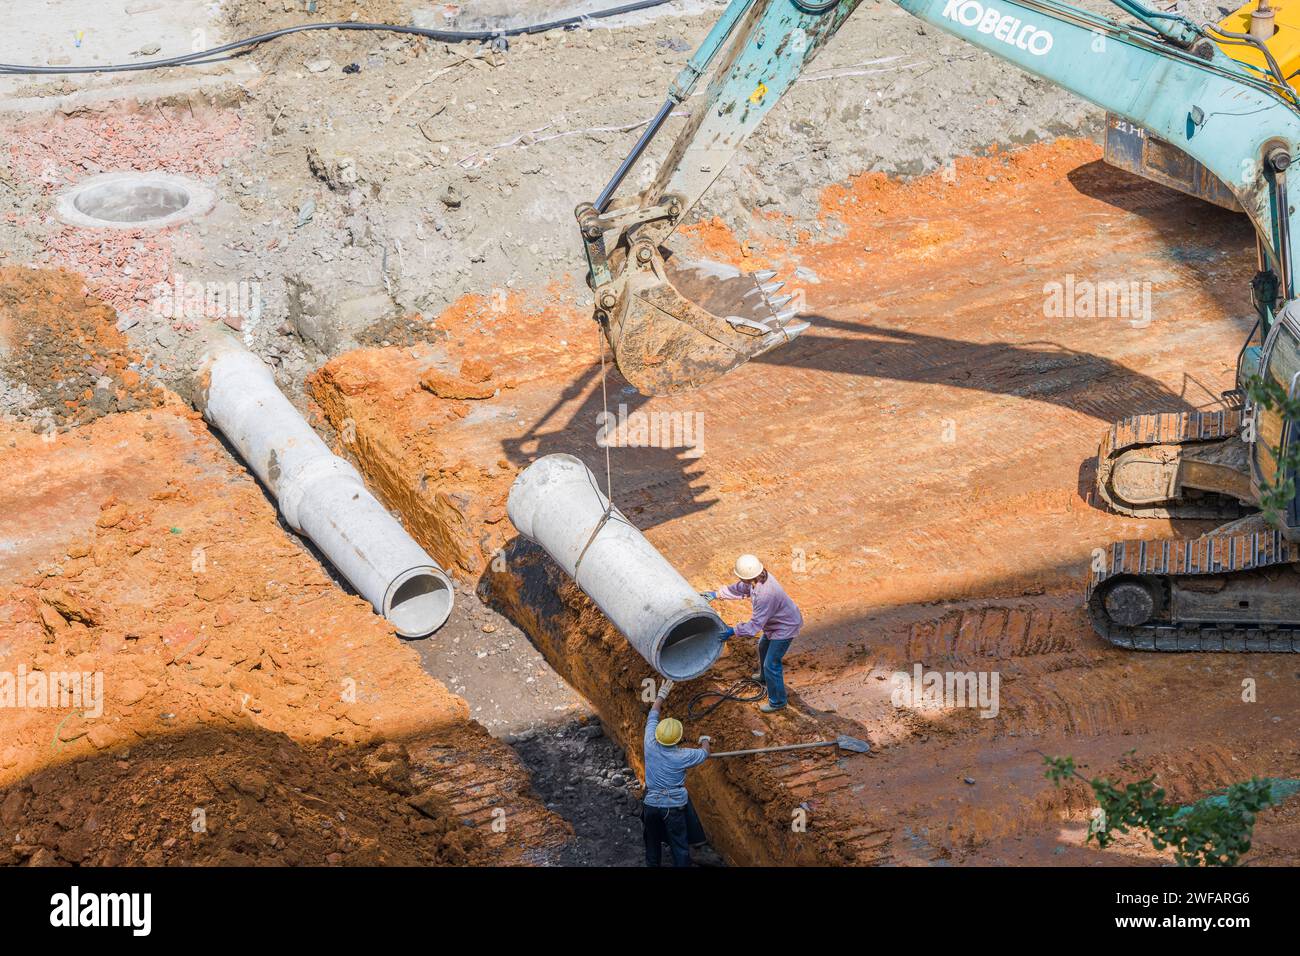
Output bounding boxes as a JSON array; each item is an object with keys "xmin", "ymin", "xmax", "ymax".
[{"xmin": 655, "ymin": 717, "xmax": 684, "ymax": 746}]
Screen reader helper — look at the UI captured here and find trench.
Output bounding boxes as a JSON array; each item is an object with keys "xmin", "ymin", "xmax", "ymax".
[{"xmin": 309, "ymin": 366, "xmax": 885, "ymax": 865}]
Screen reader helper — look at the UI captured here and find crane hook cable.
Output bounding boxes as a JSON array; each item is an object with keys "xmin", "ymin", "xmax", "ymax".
[{"xmin": 573, "ymin": 320, "xmax": 620, "ymax": 576}]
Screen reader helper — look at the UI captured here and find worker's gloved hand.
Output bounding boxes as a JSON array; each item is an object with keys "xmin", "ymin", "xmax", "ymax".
[
  {"xmin": 655, "ymin": 678, "xmax": 675, "ymax": 701},
  {"xmin": 698, "ymin": 735, "xmax": 712, "ymax": 746},
  {"xmin": 700, "ymin": 591, "xmax": 717, "ymax": 602},
  {"xmin": 719, "ymin": 626, "xmax": 735, "ymax": 641}
]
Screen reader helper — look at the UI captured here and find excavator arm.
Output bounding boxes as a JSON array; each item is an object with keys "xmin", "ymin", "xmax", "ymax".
[{"xmin": 581, "ymin": 0, "xmax": 1300, "ymax": 395}]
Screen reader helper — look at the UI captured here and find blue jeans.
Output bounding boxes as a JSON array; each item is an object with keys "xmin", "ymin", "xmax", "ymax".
[{"xmin": 758, "ymin": 637, "xmax": 791, "ymax": 707}]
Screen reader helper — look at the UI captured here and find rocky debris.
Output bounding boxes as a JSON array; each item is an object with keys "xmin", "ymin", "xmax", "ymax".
[
  {"xmin": 510, "ymin": 717, "xmax": 658, "ymax": 868},
  {"xmin": 306, "ymin": 145, "xmax": 362, "ymax": 192},
  {"xmin": 354, "ymin": 311, "xmax": 441, "ymax": 348},
  {"xmin": 38, "ymin": 589, "xmax": 99, "ymax": 626},
  {"xmin": 0, "ymin": 268, "xmax": 166, "ymax": 429},
  {"xmin": 419, "ymin": 366, "xmax": 495, "ymax": 400}
]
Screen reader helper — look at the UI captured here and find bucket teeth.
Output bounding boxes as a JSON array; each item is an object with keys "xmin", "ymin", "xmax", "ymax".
[
  {"xmin": 725, "ymin": 315, "xmax": 770, "ymax": 336},
  {"xmin": 773, "ymin": 307, "xmax": 800, "ymax": 325},
  {"xmin": 782, "ymin": 319, "xmax": 810, "ymax": 339},
  {"xmin": 768, "ymin": 293, "xmax": 795, "ymax": 310},
  {"xmin": 752, "ymin": 269, "xmax": 778, "ymax": 283},
  {"xmin": 760, "ymin": 281, "xmax": 785, "ymax": 295}
]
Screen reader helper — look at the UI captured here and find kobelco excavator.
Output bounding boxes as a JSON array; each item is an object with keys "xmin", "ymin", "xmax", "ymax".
[{"xmin": 578, "ymin": 0, "xmax": 1300, "ymax": 651}]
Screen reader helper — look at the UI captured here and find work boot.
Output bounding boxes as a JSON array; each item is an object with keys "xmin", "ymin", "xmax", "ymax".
[
  {"xmin": 750, "ymin": 671, "xmax": 764, "ymax": 684},
  {"xmin": 759, "ymin": 702, "xmax": 785, "ymax": 713}
]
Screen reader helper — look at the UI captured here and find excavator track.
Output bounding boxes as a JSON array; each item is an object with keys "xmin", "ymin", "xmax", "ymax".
[
  {"xmin": 1086, "ymin": 528, "xmax": 1300, "ymax": 651},
  {"xmin": 1095, "ymin": 407, "xmax": 1248, "ymax": 519}
]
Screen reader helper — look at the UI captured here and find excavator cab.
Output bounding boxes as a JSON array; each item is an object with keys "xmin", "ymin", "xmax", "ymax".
[{"xmin": 1249, "ymin": 307, "xmax": 1300, "ymax": 536}]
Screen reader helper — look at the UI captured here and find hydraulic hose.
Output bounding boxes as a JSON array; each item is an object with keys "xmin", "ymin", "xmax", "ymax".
[
  {"xmin": 0, "ymin": 0, "xmax": 676, "ymax": 76},
  {"xmin": 686, "ymin": 677, "xmax": 766, "ymax": 720}
]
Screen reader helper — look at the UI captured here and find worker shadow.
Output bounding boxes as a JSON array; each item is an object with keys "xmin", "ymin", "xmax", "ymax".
[{"xmin": 752, "ymin": 316, "xmax": 1201, "ymax": 424}]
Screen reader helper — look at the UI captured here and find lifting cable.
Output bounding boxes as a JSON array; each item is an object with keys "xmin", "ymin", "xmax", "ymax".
[{"xmin": 572, "ymin": 321, "xmax": 621, "ymax": 576}]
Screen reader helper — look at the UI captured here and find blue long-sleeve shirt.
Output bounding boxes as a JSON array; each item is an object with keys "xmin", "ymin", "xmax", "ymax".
[
  {"xmin": 716, "ymin": 573, "xmax": 804, "ymax": 642},
  {"xmin": 643, "ymin": 711, "xmax": 708, "ymax": 808}
]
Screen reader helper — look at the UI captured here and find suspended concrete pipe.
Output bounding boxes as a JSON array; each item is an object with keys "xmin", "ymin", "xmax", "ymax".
[
  {"xmin": 195, "ymin": 335, "xmax": 454, "ymax": 637},
  {"xmin": 507, "ymin": 453, "xmax": 727, "ymax": 680}
]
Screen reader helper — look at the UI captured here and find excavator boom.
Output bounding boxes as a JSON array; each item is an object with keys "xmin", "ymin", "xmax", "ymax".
[
  {"xmin": 582, "ymin": 0, "xmax": 1300, "ymax": 651},
  {"xmin": 582, "ymin": 0, "xmax": 1300, "ymax": 394}
]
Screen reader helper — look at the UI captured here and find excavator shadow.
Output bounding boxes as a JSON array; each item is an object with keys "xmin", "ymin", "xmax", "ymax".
[
  {"xmin": 499, "ymin": 312, "xmax": 1210, "ymax": 534},
  {"xmin": 753, "ymin": 316, "xmax": 1200, "ymax": 425},
  {"xmin": 499, "ymin": 360, "xmax": 720, "ymax": 532},
  {"xmin": 1065, "ymin": 159, "xmax": 1258, "ymax": 329}
]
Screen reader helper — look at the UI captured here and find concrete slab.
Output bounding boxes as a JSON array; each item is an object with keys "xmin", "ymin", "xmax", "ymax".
[{"xmin": 0, "ymin": 0, "xmax": 259, "ymax": 113}]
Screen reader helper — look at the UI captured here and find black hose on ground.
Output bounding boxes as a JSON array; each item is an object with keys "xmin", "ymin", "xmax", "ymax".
[
  {"xmin": 686, "ymin": 676, "xmax": 766, "ymax": 720},
  {"xmin": 0, "ymin": 0, "xmax": 677, "ymax": 76}
]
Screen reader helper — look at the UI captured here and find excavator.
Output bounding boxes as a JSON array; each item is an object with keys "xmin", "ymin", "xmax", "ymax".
[{"xmin": 576, "ymin": 0, "xmax": 1300, "ymax": 651}]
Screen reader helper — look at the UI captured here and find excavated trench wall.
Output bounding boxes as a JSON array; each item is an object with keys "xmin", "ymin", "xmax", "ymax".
[
  {"xmin": 491, "ymin": 539, "xmax": 886, "ymax": 866},
  {"xmin": 310, "ymin": 356, "xmax": 888, "ymax": 865}
]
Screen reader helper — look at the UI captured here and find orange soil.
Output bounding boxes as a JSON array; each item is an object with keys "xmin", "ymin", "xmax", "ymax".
[
  {"xmin": 0, "ymin": 275, "xmax": 568, "ymax": 867},
  {"xmin": 0, "ymin": 267, "xmax": 166, "ymax": 427},
  {"xmin": 310, "ymin": 138, "xmax": 1300, "ymax": 865}
]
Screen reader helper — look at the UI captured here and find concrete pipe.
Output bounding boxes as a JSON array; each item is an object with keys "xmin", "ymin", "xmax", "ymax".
[
  {"xmin": 195, "ymin": 335, "xmax": 454, "ymax": 637},
  {"xmin": 507, "ymin": 453, "xmax": 727, "ymax": 680}
]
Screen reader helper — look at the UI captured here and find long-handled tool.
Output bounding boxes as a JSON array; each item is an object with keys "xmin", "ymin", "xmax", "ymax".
[{"xmin": 708, "ymin": 734, "xmax": 871, "ymax": 758}]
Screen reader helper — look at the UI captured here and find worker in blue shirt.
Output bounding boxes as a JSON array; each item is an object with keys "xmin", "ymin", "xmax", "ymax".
[{"xmin": 641, "ymin": 678, "xmax": 711, "ymax": 866}]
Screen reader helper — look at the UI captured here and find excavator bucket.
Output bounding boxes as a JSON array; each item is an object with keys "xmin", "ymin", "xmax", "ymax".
[{"xmin": 603, "ymin": 250, "xmax": 809, "ymax": 396}]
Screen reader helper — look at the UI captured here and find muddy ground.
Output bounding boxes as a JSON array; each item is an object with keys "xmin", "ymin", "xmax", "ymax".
[{"xmin": 2, "ymin": 0, "xmax": 1295, "ymax": 867}]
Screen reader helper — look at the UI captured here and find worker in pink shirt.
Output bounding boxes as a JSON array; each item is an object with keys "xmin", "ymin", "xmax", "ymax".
[{"xmin": 702, "ymin": 554, "xmax": 804, "ymax": 712}]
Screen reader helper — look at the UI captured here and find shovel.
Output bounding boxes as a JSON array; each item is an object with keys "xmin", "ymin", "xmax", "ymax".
[{"xmin": 708, "ymin": 734, "xmax": 871, "ymax": 758}]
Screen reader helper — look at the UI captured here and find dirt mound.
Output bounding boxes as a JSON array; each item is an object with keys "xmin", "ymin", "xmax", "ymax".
[
  {"xmin": 0, "ymin": 392, "xmax": 568, "ymax": 866},
  {"xmin": 0, "ymin": 267, "xmax": 166, "ymax": 429},
  {"xmin": 1, "ymin": 729, "xmax": 481, "ymax": 867}
]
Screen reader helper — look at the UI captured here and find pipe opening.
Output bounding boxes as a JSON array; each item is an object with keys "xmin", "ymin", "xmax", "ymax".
[
  {"xmin": 57, "ymin": 173, "xmax": 215, "ymax": 231},
  {"xmin": 74, "ymin": 180, "xmax": 191, "ymax": 224},
  {"xmin": 659, "ymin": 614, "xmax": 727, "ymax": 680},
  {"xmin": 386, "ymin": 569, "xmax": 454, "ymax": 638}
]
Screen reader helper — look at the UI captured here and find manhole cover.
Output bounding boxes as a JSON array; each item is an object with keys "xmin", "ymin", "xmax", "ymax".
[{"xmin": 56, "ymin": 172, "xmax": 215, "ymax": 230}]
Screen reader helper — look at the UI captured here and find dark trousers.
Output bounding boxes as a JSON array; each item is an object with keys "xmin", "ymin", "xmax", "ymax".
[
  {"xmin": 641, "ymin": 799, "xmax": 706, "ymax": 867},
  {"xmin": 758, "ymin": 637, "xmax": 792, "ymax": 707}
]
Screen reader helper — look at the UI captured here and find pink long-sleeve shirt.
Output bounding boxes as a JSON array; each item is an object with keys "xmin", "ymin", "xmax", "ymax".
[{"xmin": 716, "ymin": 573, "xmax": 804, "ymax": 642}]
